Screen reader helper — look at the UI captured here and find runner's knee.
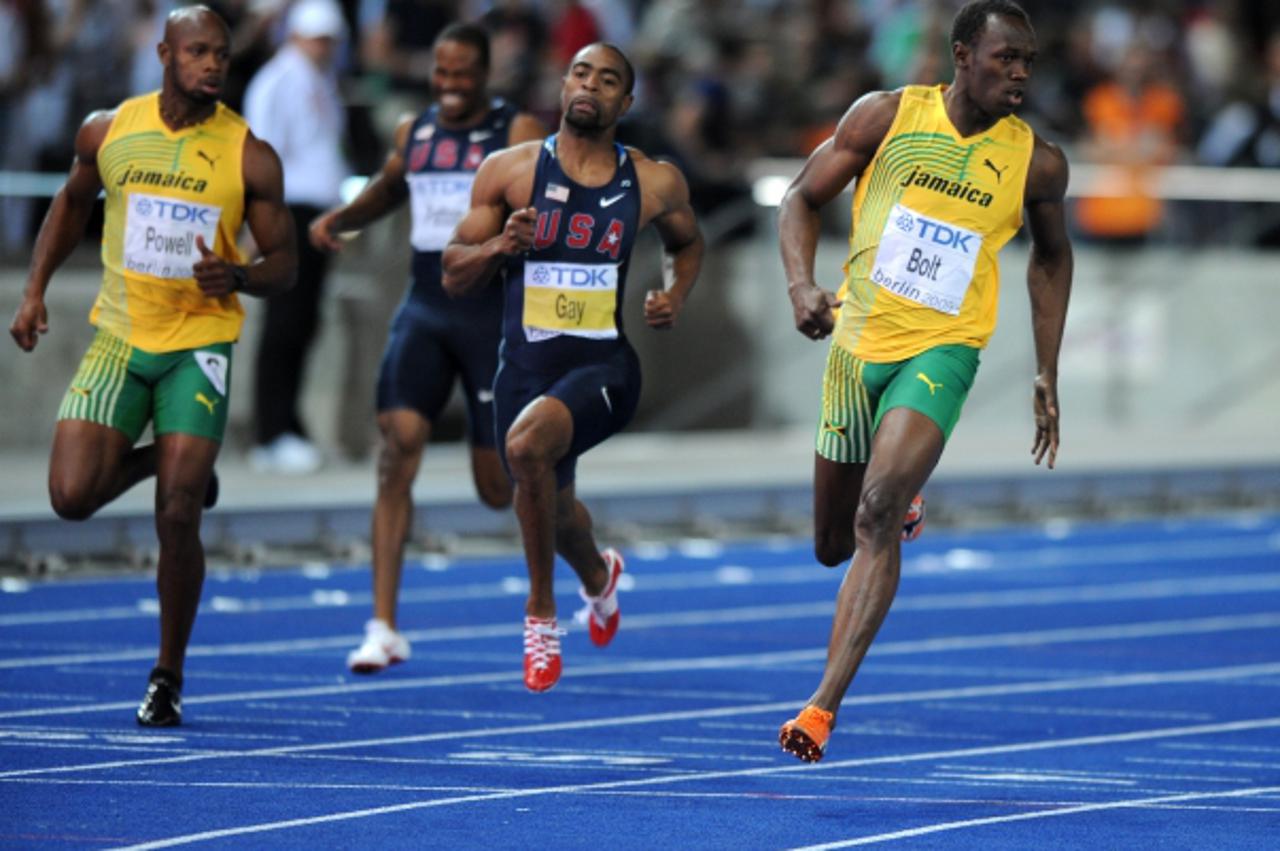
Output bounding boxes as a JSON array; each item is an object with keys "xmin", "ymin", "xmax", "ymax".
[
  {"xmin": 49, "ymin": 481, "xmax": 98, "ymax": 521},
  {"xmin": 504, "ymin": 428, "xmax": 556, "ymax": 479},
  {"xmin": 854, "ymin": 483, "xmax": 908, "ymax": 544},
  {"xmin": 814, "ymin": 530, "xmax": 853, "ymax": 567},
  {"xmin": 376, "ymin": 435, "xmax": 421, "ymax": 494},
  {"xmin": 155, "ymin": 489, "xmax": 202, "ymax": 541}
]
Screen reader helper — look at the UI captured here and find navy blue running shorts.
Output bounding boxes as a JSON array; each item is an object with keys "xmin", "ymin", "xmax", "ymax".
[
  {"xmin": 376, "ymin": 302, "xmax": 502, "ymax": 447},
  {"xmin": 493, "ymin": 344, "xmax": 641, "ymax": 488}
]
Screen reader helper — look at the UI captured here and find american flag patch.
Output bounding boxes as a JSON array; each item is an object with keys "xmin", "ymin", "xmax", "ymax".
[{"xmin": 545, "ymin": 183, "xmax": 569, "ymax": 202}]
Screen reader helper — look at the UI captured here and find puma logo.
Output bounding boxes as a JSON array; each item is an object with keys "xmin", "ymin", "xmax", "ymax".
[
  {"xmin": 916, "ymin": 372, "xmax": 943, "ymax": 395},
  {"xmin": 983, "ymin": 158, "xmax": 1007, "ymax": 183},
  {"xmin": 196, "ymin": 150, "xmax": 220, "ymax": 171},
  {"xmin": 195, "ymin": 392, "xmax": 220, "ymax": 415}
]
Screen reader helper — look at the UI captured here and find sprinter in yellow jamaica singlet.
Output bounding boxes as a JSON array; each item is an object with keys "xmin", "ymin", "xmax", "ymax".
[
  {"xmin": 776, "ymin": 0, "xmax": 1073, "ymax": 763},
  {"xmin": 8, "ymin": 5, "xmax": 296, "ymax": 728}
]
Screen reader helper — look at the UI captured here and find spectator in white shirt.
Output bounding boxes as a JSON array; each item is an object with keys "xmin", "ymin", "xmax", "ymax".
[{"xmin": 243, "ymin": 0, "xmax": 350, "ymax": 473}]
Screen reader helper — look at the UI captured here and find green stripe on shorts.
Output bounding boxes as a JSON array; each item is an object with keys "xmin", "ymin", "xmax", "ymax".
[
  {"xmin": 815, "ymin": 343, "xmax": 980, "ymax": 464},
  {"xmin": 816, "ymin": 345, "xmax": 875, "ymax": 463},
  {"xmin": 58, "ymin": 329, "xmax": 233, "ymax": 443},
  {"xmin": 58, "ymin": 331, "xmax": 135, "ymax": 433}
]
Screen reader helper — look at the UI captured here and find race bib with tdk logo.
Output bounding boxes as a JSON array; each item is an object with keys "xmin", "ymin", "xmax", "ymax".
[
  {"xmin": 522, "ymin": 260, "xmax": 618, "ymax": 342},
  {"xmin": 869, "ymin": 203, "xmax": 980, "ymax": 316},
  {"xmin": 123, "ymin": 192, "xmax": 221, "ymax": 279},
  {"xmin": 407, "ymin": 173, "xmax": 476, "ymax": 252}
]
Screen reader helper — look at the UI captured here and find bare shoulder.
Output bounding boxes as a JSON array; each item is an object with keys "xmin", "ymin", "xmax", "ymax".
[
  {"xmin": 629, "ymin": 149, "xmax": 689, "ymax": 198},
  {"xmin": 831, "ymin": 90, "xmax": 901, "ymax": 154},
  {"xmin": 1025, "ymin": 134, "xmax": 1069, "ymax": 203},
  {"xmin": 76, "ymin": 109, "xmax": 118, "ymax": 158},
  {"xmin": 474, "ymin": 139, "xmax": 542, "ymax": 206},
  {"xmin": 480, "ymin": 139, "xmax": 543, "ymax": 182},
  {"xmin": 509, "ymin": 111, "xmax": 548, "ymax": 144},
  {"xmin": 242, "ymin": 130, "xmax": 285, "ymax": 199},
  {"xmin": 392, "ymin": 113, "xmax": 417, "ymax": 150},
  {"xmin": 243, "ymin": 130, "xmax": 282, "ymax": 170}
]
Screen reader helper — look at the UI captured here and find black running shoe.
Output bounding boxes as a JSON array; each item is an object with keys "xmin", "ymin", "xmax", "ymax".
[
  {"xmin": 203, "ymin": 470, "xmax": 219, "ymax": 510},
  {"xmin": 137, "ymin": 668, "xmax": 182, "ymax": 727}
]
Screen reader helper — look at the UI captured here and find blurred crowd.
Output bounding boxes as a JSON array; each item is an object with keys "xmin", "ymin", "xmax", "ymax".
[{"xmin": 4, "ymin": 0, "xmax": 1280, "ymax": 254}]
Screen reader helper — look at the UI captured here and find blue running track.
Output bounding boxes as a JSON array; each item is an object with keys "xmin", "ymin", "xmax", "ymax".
[{"xmin": 2, "ymin": 513, "xmax": 1279, "ymax": 849}]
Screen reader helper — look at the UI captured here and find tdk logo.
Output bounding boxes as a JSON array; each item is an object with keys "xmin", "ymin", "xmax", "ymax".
[
  {"xmin": 897, "ymin": 210, "xmax": 975, "ymax": 254},
  {"xmin": 135, "ymin": 197, "xmax": 216, "ymax": 225},
  {"xmin": 527, "ymin": 261, "xmax": 617, "ymax": 289}
]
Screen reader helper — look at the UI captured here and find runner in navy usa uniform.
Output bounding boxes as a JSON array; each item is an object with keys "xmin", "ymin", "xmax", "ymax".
[
  {"xmin": 309, "ymin": 23, "xmax": 545, "ymax": 673},
  {"xmin": 444, "ymin": 43, "xmax": 703, "ymax": 692}
]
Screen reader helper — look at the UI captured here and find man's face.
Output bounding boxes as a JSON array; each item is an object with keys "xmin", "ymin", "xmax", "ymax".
[
  {"xmin": 957, "ymin": 14, "xmax": 1036, "ymax": 117},
  {"xmin": 161, "ymin": 16, "xmax": 231, "ymax": 103},
  {"xmin": 560, "ymin": 45, "xmax": 632, "ymax": 132},
  {"xmin": 433, "ymin": 40, "xmax": 487, "ymax": 122}
]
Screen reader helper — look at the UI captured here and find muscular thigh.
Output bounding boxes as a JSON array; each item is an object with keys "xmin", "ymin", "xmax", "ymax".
[
  {"xmin": 376, "ymin": 308, "xmax": 459, "ymax": 423},
  {"xmin": 815, "ymin": 343, "xmax": 979, "ymax": 463},
  {"xmin": 58, "ymin": 329, "xmax": 153, "ymax": 442},
  {"xmin": 442, "ymin": 304, "xmax": 504, "ymax": 449},
  {"xmin": 813, "ymin": 452, "xmax": 866, "ymax": 546},
  {"xmin": 873, "ymin": 344, "xmax": 980, "ymax": 440},
  {"xmin": 549, "ymin": 346, "xmax": 641, "ymax": 464},
  {"xmin": 59, "ymin": 330, "xmax": 232, "ymax": 443},
  {"xmin": 493, "ymin": 346, "xmax": 640, "ymax": 489},
  {"xmin": 152, "ymin": 342, "xmax": 233, "ymax": 442}
]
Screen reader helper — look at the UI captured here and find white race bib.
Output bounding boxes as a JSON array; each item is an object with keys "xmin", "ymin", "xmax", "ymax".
[
  {"xmin": 523, "ymin": 260, "xmax": 619, "ymax": 341},
  {"xmin": 408, "ymin": 172, "xmax": 475, "ymax": 251},
  {"xmin": 869, "ymin": 203, "xmax": 981, "ymax": 316},
  {"xmin": 122, "ymin": 192, "xmax": 221, "ymax": 279}
]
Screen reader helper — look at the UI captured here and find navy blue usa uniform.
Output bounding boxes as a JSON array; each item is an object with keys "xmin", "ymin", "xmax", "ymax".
[
  {"xmin": 494, "ymin": 134, "xmax": 643, "ymax": 486},
  {"xmin": 376, "ymin": 99, "xmax": 518, "ymax": 443}
]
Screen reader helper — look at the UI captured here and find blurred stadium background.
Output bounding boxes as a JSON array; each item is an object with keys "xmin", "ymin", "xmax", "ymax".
[{"xmin": 2, "ymin": 0, "xmax": 1279, "ymax": 571}]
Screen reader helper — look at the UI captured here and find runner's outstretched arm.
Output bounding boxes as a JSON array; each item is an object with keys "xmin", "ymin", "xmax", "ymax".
[
  {"xmin": 10, "ymin": 111, "xmax": 112, "ymax": 352},
  {"xmin": 1023, "ymin": 136, "xmax": 1073, "ymax": 469},
  {"xmin": 642, "ymin": 160, "xmax": 702, "ymax": 330}
]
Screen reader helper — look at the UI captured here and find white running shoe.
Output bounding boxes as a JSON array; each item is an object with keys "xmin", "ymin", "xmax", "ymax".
[
  {"xmin": 250, "ymin": 433, "xmax": 323, "ymax": 475},
  {"xmin": 578, "ymin": 548, "xmax": 624, "ymax": 647},
  {"xmin": 346, "ymin": 618, "xmax": 411, "ymax": 674}
]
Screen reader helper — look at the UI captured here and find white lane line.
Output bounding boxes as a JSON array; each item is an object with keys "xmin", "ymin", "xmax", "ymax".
[
  {"xmin": 5, "ymin": 572, "xmax": 1280, "ymax": 669},
  {"xmin": 4, "ymin": 613, "xmax": 1280, "ymax": 720},
  {"xmin": 18, "ymin": 775, "xmax": 1279, "ymax": 816},
  {"xmin": 3, "ymin": 535, "xmax": 1278, "ymax": 628},
  {"xmin": 786, "ymin": 785, "xmax": 1280, "ymax": 849},
  {"xmin": 921, "ymin": 701, "xmax": 1214, "ymax": 721},
  {"xmin": 111, "ymin": 718, "xmax": 1280, "ymax": 850},
  {"xmin": 4, "ymin": 661, "xmax": 1280, "ymax": 779}
]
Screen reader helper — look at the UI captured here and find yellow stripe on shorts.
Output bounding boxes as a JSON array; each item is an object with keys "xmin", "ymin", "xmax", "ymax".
[
  {"xmin": 58, "ymin": 331, "xmax": 131, "ymax": 426},
  {"xmin": 816, "ymin": 345, "xmax": 875, "ymax": 464}
]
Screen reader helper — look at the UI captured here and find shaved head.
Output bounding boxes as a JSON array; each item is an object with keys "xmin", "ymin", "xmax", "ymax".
[
  {"xmin": 157, "ymin": 3, "xmax": 232, "ymax": 110},
  {"xmin": 163, "ymin": 4, "xmax": 230, "ymax": 46}
]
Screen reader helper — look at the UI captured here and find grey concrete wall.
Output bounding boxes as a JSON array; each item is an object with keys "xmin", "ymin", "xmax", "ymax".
[{"xmin": 2, "ymin": 209, "xmax": 1277, "ymax": 473}]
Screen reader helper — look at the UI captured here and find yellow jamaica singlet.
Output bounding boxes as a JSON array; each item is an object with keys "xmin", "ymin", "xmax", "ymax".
[
  {"xmin": 93, "ymin": 92, "xmax": 249, "ymax": 352},
  {"xmin": 833, "ymin": 84, "xmax": 1034, "ymax": 362}
]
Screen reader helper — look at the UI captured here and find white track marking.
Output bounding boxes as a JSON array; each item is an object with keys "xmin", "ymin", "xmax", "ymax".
[
  {"xmin": 3, "ymin": 542, "xmax": 1279, "ymax": 628},
  {"xmin": 11, "ymin": 775, "xmax": 1279, "ymax": 816},
  {"xmin": 786, "ymin": 786, "xmax": 1280, "ymax": 849},
  {"xmin": 4, "ymin": 661, "xmax": 1280, "ymax": 780},
  {"xmin": 933, "ymin": 763, "xmax": 1253, "ymax": 784},
  {"xmin": 110, "ymin": 718, "xmax": 1280, "ymax": 849},
  {"xmin": 921, "ymin": 701, "xmax": 1214, "ymax": 721},
  {"xmin": 3, "ymin": 615, "xmax": 1280, "ymax": 721},
  {"xmin": 5, "ymin": 580, "xmax": 1280, "ymax": 670}
]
